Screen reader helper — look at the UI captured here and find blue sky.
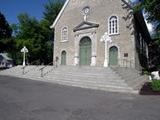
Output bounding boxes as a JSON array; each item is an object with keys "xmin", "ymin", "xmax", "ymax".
[{"xmin": 0, "ymin": 0, "xmax": 51, "ymax": 24}]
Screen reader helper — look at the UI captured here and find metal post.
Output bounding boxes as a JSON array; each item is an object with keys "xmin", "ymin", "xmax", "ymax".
[
  {"xmin": 22, "ymin": 66, "xmax": 25, "ymax": 75},
  {"xmin": 41, "ymin": 68, "xmax": 43, "ymax": 77}
]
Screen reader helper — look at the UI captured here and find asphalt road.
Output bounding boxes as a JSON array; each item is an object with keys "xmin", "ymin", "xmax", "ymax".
[{"xmin": 0, "ymin": 75, "xmax": 160, "ymax": 120}]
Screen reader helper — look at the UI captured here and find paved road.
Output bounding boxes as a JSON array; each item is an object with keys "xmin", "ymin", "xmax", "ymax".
[{"xmin": 0, "ymin": 75, "xmax": 160, "ymax": 120}]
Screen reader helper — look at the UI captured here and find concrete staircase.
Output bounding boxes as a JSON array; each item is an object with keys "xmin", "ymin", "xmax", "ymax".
[
  {"xmin": 111, "ymin": 67, "xmax": 149, "ymax": 90},
  {"xmin": 0, "ymin": 65, "xmax": 146, "ymax": 94}
]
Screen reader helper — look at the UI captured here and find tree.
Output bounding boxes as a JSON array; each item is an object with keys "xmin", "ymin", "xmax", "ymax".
[
  {"xmin": 0, "ymin": 12, "xmax": 12, "ymax": 39},
  {"xmin": 43, "ymin": 0, "xmax": 64, "ymax": 25},
  {"xmin": 134, "ymin": 0, "xmax": 160, "ymax": 70},
  {"xmin": 0, "ymin": 12, "xmax": 12, "ymax": 52},
  {"xmin": 11, "ymin": 1, "xmax": 64, "ymax": 65},
  {"xmin": 135, "ymin": 0, "xmax": 160, "ymax": 36}
]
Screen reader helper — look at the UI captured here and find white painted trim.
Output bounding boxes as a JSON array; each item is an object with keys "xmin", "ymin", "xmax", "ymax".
[
  {"xmin": 108, "ymin": 15, "xmax": 119, "ymax": 36},
  {"xmin": 61, "ymin": 26, "xmax": 68, "ymax": 42},
  {"xmin": 50, "ymin": 0, "xmax": 70, "ymax": 29}
]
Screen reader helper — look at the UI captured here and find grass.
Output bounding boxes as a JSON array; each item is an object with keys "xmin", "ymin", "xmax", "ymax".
[{"xmin": 151, "ymin": 80, "xmax": 160, "ymax": 92}]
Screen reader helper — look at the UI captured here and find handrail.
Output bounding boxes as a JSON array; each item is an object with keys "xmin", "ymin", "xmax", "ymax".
[
  {"xmin": 40, "ymin": 61, "xmax": 54, "ymax": 77},
  {"xmin": 29, "ymin": 59, "xmax": 40, "ymax": 65},
  {"xmin": 21, "ymin": 59, "xmax": 40, "ymax": 75},
  {"xmin": 149, "ymin": 55, "xmax": 160, "ymax": 64},
  {"xmin": 118, "ymin": 59, "xmax": 135, "ymax": 68}
]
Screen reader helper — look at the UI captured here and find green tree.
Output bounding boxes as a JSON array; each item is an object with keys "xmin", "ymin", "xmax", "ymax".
[
  {"xmin": 11, "ymin": 1, "xmax": 64, "ymax": 65},
  {"xmin": 43, "ymin": 0, "xmax": 64, "ymax": 25},
  {"xmin": 134, "ymin": 0, "xmax": 160, "ymax": 36},
  {"xmin": 134, "ymin": 0, "xmax": 160, "ymax": 70},
  {"xmin": 0, "ymin": 12, "xmax": 12, "ymax": 52}
]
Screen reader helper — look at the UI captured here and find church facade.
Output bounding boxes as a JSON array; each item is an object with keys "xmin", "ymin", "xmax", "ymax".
[{"xmin": 51, "ymin": 0, "xmax": 150, "ymax": 69}]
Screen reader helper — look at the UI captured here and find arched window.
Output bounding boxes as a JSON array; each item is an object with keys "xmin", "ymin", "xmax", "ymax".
[
  {"xmin": 108, "ymin": 16, "xmax": 118, "ymax": 35},
  {"xmin": 61, "ymin": 26, "xmax": 68, "ymax": 42}
]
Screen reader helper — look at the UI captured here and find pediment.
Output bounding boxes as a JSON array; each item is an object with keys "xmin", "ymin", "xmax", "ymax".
[{"xmin": 73, "ymin": 21, "xmax": 99, "ymax": 32}]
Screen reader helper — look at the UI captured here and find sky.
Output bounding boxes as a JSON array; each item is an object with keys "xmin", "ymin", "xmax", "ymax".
[{"xmin": 0, "ymin": 0, "xmax": 51, "ymax": 24}]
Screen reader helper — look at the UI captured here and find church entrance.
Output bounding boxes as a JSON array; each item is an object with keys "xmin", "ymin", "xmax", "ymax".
[
  {"xmin": 79, "ymin": 37, "xmax": 92, "ymax": 66},
  {"xmin": 61, "ymin": 51, "xmax": 66, "ymax": 65},
  {"xmin": 109, "ymin": 46, "xmax": 118, "ymax": 66}
]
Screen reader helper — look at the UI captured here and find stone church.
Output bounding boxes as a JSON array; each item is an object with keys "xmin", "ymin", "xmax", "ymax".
[{"xmin": 50, "ymin": 0, "xmax": 151, "ymax": 70}]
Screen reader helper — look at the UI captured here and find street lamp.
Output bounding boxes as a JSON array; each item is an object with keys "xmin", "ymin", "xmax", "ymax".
[
  {"xmin": 21, "ymin": 46, "xmax": 28, "ymax": 66},
  {"xmin": 100, "ymin": 32, "xmax": 112, "ymax": 67}
]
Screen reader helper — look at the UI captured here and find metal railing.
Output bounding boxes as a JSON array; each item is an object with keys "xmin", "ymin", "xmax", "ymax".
[
  {"xmin": 21, "ymin": 59, "xmax": 40, "ymax": 75},
  {"xmin": 39, "ymin": 61, "xmax": 55, "ymax": 77},
  {"xmin": 148, "ymin": 55, "xmax": 160, "ymax": 69},
  {"xmin": 118, "ymin": 59, "xmax": 135, "ymax": 68}
]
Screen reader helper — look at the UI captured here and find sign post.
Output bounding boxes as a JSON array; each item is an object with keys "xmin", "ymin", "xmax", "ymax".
[
  {"xmin": 21, "ymin": 46, "xmax": 28, "ymax": 66},
  {"xmin": 100, "ymin": 32, "xmax": 112, "ymax": 67}
]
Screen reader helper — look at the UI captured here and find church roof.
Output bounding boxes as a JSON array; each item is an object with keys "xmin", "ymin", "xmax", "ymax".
[
  {"xmin": 50, "ymin": 0, "xmax": 70, "ymax": 29},
  {"xmin": 0, "ymin": 53, "xmax": 12, "ymax": 61},
  {"xmin": 73, "ymin": 21, "xmax": 99, "ymax": 32},
  {"xmin": 50, "ymin": 0, "xmax": 133, "ymax": 29}
]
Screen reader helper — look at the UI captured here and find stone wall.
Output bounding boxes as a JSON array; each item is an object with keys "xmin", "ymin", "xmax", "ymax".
[{"xmin": 53, "ymin": 0, "xmax": 137, "ymax": 68}]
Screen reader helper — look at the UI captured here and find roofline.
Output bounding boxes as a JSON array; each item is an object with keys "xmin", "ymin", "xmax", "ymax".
[
  {"xmin": 50, "ymin": 0, "xmax": 133, "ymax": 29},
  {"xmin": 50, "ymin": 0, "xmax": 70, "ymax": 29}
]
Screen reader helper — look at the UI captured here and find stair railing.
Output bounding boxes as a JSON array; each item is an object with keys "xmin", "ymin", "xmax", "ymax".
[
  {"xmin": 40, "ymin": 61, "xmax": 54, "ymax": 77},
  {"xmin": 21, "ymin": 59, "xmax": 40, "ymax": 75},
  {"xmin": 148, "ymin": 55, "xmax": 160, "ymax": 68},
  {"xmin": 119, "ymin": 59, "xmax": 135, "ymax": 68}
]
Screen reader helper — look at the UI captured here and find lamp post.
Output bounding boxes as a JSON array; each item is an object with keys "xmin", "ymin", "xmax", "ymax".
[
  {"xmin": 100, "ymin": 32, "xmax": 112, "ymax": 67},
  {"xmin": 21, "ymin": 46, "xmax": 28, "ymax": 66}
]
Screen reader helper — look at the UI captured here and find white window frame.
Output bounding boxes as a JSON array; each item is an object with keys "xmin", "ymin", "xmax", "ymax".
[
  {"xmin": 108, "ymin": 15, "xmax": 119, "ymax": 36},
  {"xmin": 61, "ymin": 26, "xmax": 68, "ymax": 42}
]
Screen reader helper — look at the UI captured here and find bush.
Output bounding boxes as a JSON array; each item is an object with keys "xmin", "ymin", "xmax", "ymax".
[
  {"xmin": 143, "ymin": 70, "xmax": 151, "ymax": 75},
  {"xmin": 151, "ymin": 80, "xmax": 160, "ymax": 92}
]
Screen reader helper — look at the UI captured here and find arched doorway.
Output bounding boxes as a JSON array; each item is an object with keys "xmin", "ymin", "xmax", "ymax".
[
  {"xmin": 61, "ymin": 51, "xmax": 66, "ymax": 65},
  {"xmin": 79, "ymin": 37, "xmax": 92, "ymax": 66},
  {"xmin": 109, "ymin": 46, "xmax": 118, "ymax": 66}
]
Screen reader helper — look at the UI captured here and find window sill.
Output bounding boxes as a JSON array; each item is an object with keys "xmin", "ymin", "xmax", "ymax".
[
  {"xmin": 60, "ymin": 40, "xmax": 68, "ymax": 43},
  {"xmin": 109, "ymin": 33, "xmax": 120, "ymax": 36}
]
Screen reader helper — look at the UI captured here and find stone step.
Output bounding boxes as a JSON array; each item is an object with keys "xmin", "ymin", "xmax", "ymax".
[
  {"xmin": 48, "ymin": 73, "xmax": 121, "ymax": 80},
  {"xmin": 45, "ymin": 76, "xmax": 127, "ymax": 86},
  {"xmin": 0, "ymin": 65, "xmax": 140, "ymax": 94},
  {"xmin": 42, "ymin": 78, "xmax": 136, "ymax": 93}
]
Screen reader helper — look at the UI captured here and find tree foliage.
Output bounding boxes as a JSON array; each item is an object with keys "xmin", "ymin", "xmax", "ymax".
[
  {"xmin": 0, "ymin": 12, "xmax": 12, "ymax": 39},
  {"xmin": 135, "ymin": 0, "xmax": 160, "ymax": 70},
  {"xmin": 10, "ymin": 1, "xmax": 64, "ymax": 65},
  {"xmin": 0, "ymin": 12, "xmax": 12, "ymax": 52},
  {"xmin": 135, "ymin": 0, "xmax": 160, "ymax": 37},
  {"xmin": 43, "ymin": 0, "xmax": 64, "ymax": 25}
]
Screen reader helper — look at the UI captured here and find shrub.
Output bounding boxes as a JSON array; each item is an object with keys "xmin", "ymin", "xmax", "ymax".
[
  {"xmin": 151, "ymin": 80, "xmax": 160, "ymax": 92},
  {"xmin": 143, "ymin": 70, "xmax": 151, "ymax": 75}
]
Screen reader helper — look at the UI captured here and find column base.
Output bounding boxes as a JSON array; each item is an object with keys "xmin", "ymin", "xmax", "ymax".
[
  {"xmin": 91, "ymin": 56, "xmax": 96, "ymax": 66},
  {"xmin": 23, "ymin": 61, "xmax": 26, "ymax": 66},
  {"xmin": 103, "ymin": 59, "xmax": 108, "ymax": 67},
  {"xmin": 74, "ymin": 57, "xmax": 79, "ymax": 66}
]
